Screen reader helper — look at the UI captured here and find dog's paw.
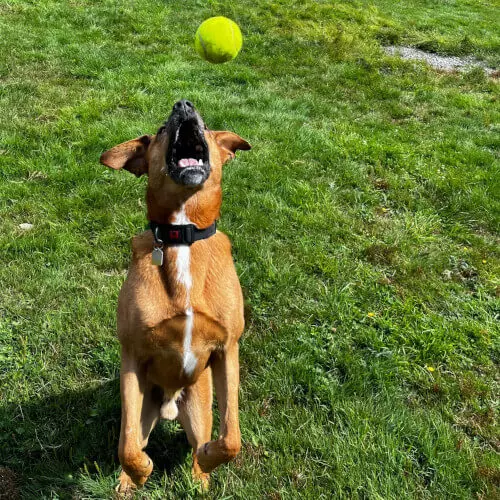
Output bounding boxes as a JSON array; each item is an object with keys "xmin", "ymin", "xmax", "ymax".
[
  {"xmin": 192, "ymin": 469, "xmax": 210, "ymax": 490},
  {"xmin": 115, "ymin": 470, "xmax": 136, "ymax": 497},
  {"xmin": 196, "ymin": 438, "xmax": 241, "ymax": 473},
  {"xmin": 119, "ymin": 451, "xmax": 153, "ymax": 488},
  {"xmin": 192, "ymin": 456, "xmax": 210, "ymax": 490}
]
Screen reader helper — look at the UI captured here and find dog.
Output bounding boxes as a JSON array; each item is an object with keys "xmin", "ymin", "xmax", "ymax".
[{"xmin": 100, "ymin": 100, "xmax": 251, "ymax": 493}]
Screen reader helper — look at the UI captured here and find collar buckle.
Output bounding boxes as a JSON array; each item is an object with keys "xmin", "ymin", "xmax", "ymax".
[
  {"xmin": 183, "ymin": 224, "xmax": 195, "ymax": 245},
  {"xmin": 150, "ymin": 221, "xmax": 216, "ymax": 247}
]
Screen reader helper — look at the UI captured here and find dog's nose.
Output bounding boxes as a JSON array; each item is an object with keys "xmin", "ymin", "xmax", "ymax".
[{"xmin": 173, "ymin": 99, "xmax": 194, "ymax": 113}]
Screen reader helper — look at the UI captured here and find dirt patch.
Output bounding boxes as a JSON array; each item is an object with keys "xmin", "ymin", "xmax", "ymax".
[
  {"xmin": 364, "ymin": 243, "xmax": 397, "ymax": 265},
  {"xmin": 0, "ymin": 467, "xmax": 19, "ymax": 500},
  {"xmin": 371, "ymin": 177, "xmax": 390, "ymax": 191},
  {"xmin": 384, "ymin": 46, "xmax": 496, "ymax": 75}
]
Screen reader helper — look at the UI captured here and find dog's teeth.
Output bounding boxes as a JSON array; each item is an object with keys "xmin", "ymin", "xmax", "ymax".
[{"xmin": 198, "ymin": 159, "xmax": 203, "ymax": 166}]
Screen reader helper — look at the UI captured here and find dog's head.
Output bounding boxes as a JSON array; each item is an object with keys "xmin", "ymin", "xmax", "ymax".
[{"xmin": 100, "ymin": 100, "xmax": 251, "ymax": 195}]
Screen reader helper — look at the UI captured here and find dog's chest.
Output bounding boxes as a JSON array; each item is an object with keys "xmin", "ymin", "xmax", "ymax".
[
  {"xmin": 152, "ymin": 243, "xmax": 197, "ymax": 376},
  {"xmin": 145, "ymin": 207, "xmax": 211, "ymax": 376},
  {"xmin": 134, "ymin": 244, "xmax": 226, "ymax": 384},
  {"xmin": 121, "ymin": 221, "xmax": 242, "ymax": 381}
]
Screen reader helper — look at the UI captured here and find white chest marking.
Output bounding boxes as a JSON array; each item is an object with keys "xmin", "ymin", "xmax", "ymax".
[{"xmin": 172, "ymin": 207, "xmax": 197, "ymax": 376}]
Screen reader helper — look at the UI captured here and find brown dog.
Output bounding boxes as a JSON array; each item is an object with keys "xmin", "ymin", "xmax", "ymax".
[{"xmin": 100, "ymin": 100, "xmax": 251, "ymax": 493}]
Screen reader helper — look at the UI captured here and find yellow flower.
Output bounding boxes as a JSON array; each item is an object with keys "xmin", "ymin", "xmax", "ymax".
[
  {"xmin": 482, "ymin": 259, "xmax": 487, "ymax": 264},
  {"xmin": 426, "ymin": 366, "xmax": 435, "ymax": 372},
  {"xmin": 367, "ymin": 312, "xmax": 375, "ymax": 317},
  {"xmin": 463, "ymin": 247, "xmax": 468, "ymax": 251}
]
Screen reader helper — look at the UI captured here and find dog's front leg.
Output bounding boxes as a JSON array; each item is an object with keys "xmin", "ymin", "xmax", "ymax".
[
  {"xmin": 117, "ymin": 347, "xmax": 153, "ymax": 493},
  {"xmin": 196, "ymin": 341, "xmax": 241, "ymax": 473}
]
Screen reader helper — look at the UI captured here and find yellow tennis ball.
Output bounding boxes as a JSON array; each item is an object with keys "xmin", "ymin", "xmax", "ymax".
[{"xmin": 195, "ymin": 16, "xmax": 242, "ymax": 64}]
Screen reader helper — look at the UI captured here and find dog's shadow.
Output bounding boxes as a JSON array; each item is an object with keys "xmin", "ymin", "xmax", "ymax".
[{"xmin": 0, "ymin": 379, "xmax": 190, "ymax": 497}]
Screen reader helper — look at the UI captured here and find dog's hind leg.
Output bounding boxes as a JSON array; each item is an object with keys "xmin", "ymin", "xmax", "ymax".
[
  {"xmin": 140, "ymin": 384, "xmax": 162, "ymax": 448},
  {"xmin": 177, "ymin": 366, "xmax": 213, "ymax": 488},
  {"xmin": 117, "ymin": 348, "xmax": 159, "ymax": 494}
]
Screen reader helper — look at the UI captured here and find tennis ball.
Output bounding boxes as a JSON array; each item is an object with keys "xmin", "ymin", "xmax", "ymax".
[{"xmin": 195, "ymin": 17, "xmax": 242, "ymax": 64}]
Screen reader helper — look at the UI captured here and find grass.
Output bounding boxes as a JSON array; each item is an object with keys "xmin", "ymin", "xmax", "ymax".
[{"xmin": 0, "ymin": 0, "xmax": 498, "ymax": 498}]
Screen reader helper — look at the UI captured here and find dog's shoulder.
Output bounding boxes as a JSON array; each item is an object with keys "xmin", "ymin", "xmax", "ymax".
[
  {"xmin": 214, "ymin": 229, "xmax": 231, "ymax": 248},
  {"xmin": 131, "ymin": 230, "xmax": 155, "ymax": 258}
]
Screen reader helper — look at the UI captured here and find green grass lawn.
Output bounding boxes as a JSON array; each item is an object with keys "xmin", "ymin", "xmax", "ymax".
[{"xmin": 0, "ymin": 0, "xmax": 499, "ymax": 498}]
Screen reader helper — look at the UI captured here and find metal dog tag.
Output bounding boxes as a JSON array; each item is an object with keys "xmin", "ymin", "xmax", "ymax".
[{"xmin": 151, "ymin": 246, "xmax": 164, "ymax": 266}]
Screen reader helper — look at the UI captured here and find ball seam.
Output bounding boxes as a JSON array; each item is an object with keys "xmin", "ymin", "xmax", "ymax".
[{"xmin": 197, "ymin": 31, "xmax": 209, "ymax": 61}]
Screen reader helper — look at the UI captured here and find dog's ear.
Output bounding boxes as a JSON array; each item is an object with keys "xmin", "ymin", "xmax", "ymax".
[
  {"xmin": 213, "ymin": 131, "xmax": 251, "ymax": 164},
  {"xmin": 100, "ymin": 135, "xmax": 152, "ymax": 177}
]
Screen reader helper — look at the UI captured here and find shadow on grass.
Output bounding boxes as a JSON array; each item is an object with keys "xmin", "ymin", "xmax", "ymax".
[{"xmin": 0, "ymin": 379, "xmax": 190, "ymax": 498}]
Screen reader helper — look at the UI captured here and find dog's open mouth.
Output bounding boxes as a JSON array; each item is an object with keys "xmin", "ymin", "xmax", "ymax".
[{"xmin": 166, "ymin": 118, "xmax": 210, "ymax": 187}]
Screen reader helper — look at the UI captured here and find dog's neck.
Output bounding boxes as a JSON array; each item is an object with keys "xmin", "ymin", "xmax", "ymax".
[{"xmin": 146, "ymin": 184, "xmax": 222, "ymax": 229}]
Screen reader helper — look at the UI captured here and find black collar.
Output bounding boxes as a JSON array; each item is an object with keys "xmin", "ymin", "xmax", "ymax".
[{"xmin": 149, "ymin": 220, "xmax": 217, "ymax": 246}]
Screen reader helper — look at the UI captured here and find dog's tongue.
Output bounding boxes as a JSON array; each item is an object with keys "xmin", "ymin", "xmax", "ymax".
[{"xmin": 177, "ymin": 158, "xmax": 199, "ymax": 168}]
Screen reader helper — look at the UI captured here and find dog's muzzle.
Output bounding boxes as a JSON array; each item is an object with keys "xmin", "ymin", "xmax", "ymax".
[{"xmin": 163, "ymin": 100, "xmax": 210, "ymax": 187}]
